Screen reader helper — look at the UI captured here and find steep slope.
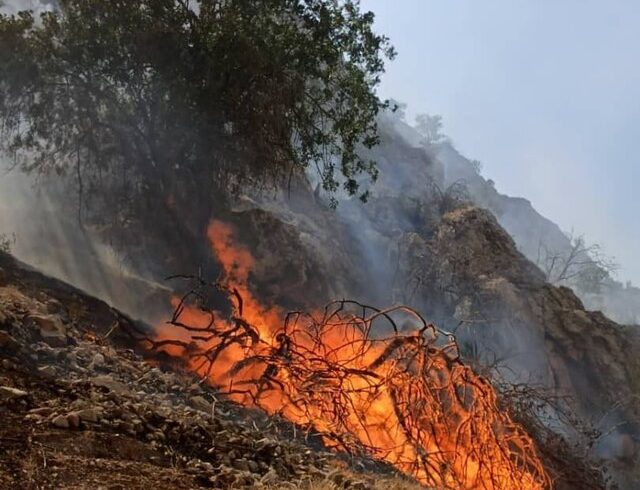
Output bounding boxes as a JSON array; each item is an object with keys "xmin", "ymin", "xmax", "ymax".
[
  {"xmin": 424, "ymin": 206, "xmax": 639, "ymax": 418},
  {"xmin": 379, "ymin": 114, "xmax": 640, "ymax": 326}
]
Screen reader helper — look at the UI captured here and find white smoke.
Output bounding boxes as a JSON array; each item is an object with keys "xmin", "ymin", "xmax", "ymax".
[
  {"xmin": 0, "ymin": 0, "xmax": 55, "ymax": 15},
  {"xmin": 0, "ymin": 167, "xmax": 170, "ymax": 320}
]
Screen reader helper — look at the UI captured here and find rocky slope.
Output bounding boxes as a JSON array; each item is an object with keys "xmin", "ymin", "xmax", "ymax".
[
  {"xmin": 0, "ymin": 251, "xmax": 421, "ymax": 490},
  {"xmin": 435, "ymin": 131, "xmax": 640, "ymax": 326},
  {"xmin": 375, "ymin": 112, "xmax": 640, "ymax": 326},
  {"xmin": 232, "ymin": 116, "xmax": 640, "ymax": 419}
]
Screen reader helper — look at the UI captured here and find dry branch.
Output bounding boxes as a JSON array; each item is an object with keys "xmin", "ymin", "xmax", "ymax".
[{"xmin": 126, "ymin": 277, "xmax": 551, "ymax": 489}]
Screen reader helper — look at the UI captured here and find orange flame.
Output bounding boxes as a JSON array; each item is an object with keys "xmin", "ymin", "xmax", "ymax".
[{"xmin": 153, "ymin": 220, "xmax": 550, "ymax": 489}]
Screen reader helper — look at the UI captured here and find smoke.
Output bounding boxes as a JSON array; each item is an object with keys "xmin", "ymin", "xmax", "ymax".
[
  {"xmin": 0, "ymin": 0, "xmax": 55, "ymax": 15},
  {"xmin": 0, "ymin": 167, "xmax": 170, "ymax": 321}
]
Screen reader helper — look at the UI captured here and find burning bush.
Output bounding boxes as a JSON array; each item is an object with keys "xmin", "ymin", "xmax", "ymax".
[{"xmin": 134, "ymin": 221, "xmax": 551, "ymax": 489}]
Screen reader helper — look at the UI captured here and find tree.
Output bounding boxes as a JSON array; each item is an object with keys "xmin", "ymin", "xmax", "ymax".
[
  {"xmin": 470, "ymin": 159, "xmax": 483, "ymax": 175},
  {"xmin": 0, "ymin": 232, "xmax": 15, "ymax": 254},
  {"xmin": 414, "ymin": 113, "xmax": 446, "ymax": 145},
  {"xmin": 0, "ymin": 0, "xmax": 395, "ymax": 245},
  {"xmin": 535, "ymin": 233, "xmax": 618, "ymax": 294},
  {"xmin": 427, "ymin": 179, "xmax": 469, "ymax": 216}
]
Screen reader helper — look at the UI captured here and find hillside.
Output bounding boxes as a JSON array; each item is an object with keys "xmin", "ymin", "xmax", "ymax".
[
  {"xmin": 0, "ymin": 2, "xmax": 638, "ymax": 487},
  {"xmin": 1, "ymin": 111, "xmax": 639, "ymax": 488},
  {"xmin": 0, "ymin": 250, "xmax": 421, "ymax": 490},
  {"xmin": 384, "ymin": 114, "xmax": 640, "ymax": 326}
]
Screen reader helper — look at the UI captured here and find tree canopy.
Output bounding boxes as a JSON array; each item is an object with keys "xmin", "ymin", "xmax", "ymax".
[{"xmin": 0, "ymin": 0, "xmax": 395, "ymax": 227}]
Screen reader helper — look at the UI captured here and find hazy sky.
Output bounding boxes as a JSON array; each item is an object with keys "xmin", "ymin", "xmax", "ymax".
[{"xmin": 363, "ymin": 0, "xmax": 640, "ymax": 285}]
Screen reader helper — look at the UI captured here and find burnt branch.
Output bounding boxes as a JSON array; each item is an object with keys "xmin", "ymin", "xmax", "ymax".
[{"xmin": 127, "ymin": 277, "xmax": 552, "ymax": 489}]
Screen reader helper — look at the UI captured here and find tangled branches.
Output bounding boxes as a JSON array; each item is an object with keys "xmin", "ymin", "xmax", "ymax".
[{"xmin": 132, "ymin": 278, "xmax": 550, "ymax": 489}]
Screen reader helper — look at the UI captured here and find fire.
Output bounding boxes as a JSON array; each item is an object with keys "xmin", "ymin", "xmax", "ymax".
[{"xmin": 150, "ymin": 220, "xmax": 550, "ymax": 489}]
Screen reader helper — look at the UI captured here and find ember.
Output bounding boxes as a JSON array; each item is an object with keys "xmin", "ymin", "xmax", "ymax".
[{"xmin": 146, "ymin": 220, "xmax": 550, "ymax": 489}]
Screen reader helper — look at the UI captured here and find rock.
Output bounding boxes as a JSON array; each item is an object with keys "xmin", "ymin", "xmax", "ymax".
[
  {"xmin": 52, "ymin": 415, "xmax": 69, "ymax": 429},
  {"xmin": 73, "ymin": 407, "xmax": 103, "ymax": 423},
  {"xmin": 0, "ymin": 386, "xmax": 28, "ymax": 400},
  {"xmin": 91, "ymin": 353, "xmax": 105, "ymax": 368},
  {"xmin": 0, "ymin": 330, "xmax": 19, "ymax": 351},
  {"xmin": 67, "ymin": 412, "xmax": 80, "ymax": 429},
  {"xmin": 189, "ymin": 395, "xmax": 211, "ymax": 413},
  {"xmin": 30, "ymin": 314, "xmax": 67, "ymax": 347},
  {"xmin": 118, "ymin": 421, "xmax": 135, "ymax": 434},
  {"xmin": 38, "ymin": 365, "xmax": 57, "ymax": 377},
  {"xmin": 91, "ymin": 375, "xmax": 130, "ymax": 395},
  {"xmin": 29, "ymin": 407, "xmax": 53, "ymax": 416},
  {"xmin": 259, "ymin": 469, "xmax": 279, "ymax": 485},
  {"xmin": 233, "ymin": 458, "xmax": 250, "ymax": 472},
  {"xmin": 34, "ymin": 342, "xmax": 56, "ymax": 357}
]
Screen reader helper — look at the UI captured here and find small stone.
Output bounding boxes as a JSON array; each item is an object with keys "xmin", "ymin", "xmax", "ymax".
[
  {"xmin": 189, "ymin": 395, "xmax": 211, "ymax": 413},
  {"xmin": 38, "ymin": 365, "xmax": 57, "ymax": 377},
  {"xmin": 31, "ymin": 314, "xmax": 67, "ymax": 347},
  {"xmin": 0, "ymin": 386, "xmax": 28, "ymax": 400},
  {"xmin": 67, "ymin": 413, "xmax": 80, "ymax": 429},
  {"xmin": 74, "ymin": 407, "xmax": 102, "ymax": 423},
  {"xmin": 45, "ymin": 299, "xmax": 64, "ymax": 315},
  {"xmin": 91, "ymin": 353, "xmax": 105, "ymax": 367},
  {"xmin": 52, "ymin": 415, "xmax": 69, "ymax": 429},
  {"xmin": 233, "ymin": 459, "xmax": 250, "ymax": 472},
  {"xmin": 29, "ymin": 407, "xmax": 53, "ymax": 416},
  {"xmin": 34, "ymin": 342, "xmax": 55, "ymax": 357},
  {"xmin": 91, "ymin": 375, "xmax": 130, "ymax": 395},
  {"xmin": 259, "ymin": 469, "xmax": 278, "ymax": 485}
]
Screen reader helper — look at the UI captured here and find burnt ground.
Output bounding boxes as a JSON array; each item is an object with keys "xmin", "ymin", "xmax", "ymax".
[{"xmin": 0, "ymin": 251, "xmax": 420, "ymax": 490}]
